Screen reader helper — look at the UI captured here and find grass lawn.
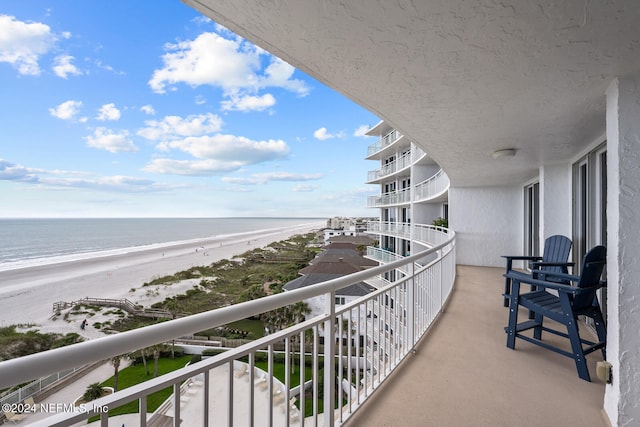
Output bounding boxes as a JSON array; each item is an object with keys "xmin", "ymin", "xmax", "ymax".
[
  {"xmin": 255, "ymin": 358, "xmax": 324, "ymax": 417},
  {"xmin": 91, "ymin": 356, "xmax": 191, "ymax": 419}
]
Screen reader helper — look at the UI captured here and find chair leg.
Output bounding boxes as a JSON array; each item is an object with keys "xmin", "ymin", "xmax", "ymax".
[
  {"xmin": 533, "ymin": 311, "xmax": 544, "ymax": 340},
  {"xmin": 592, "ymin": 310, "xmax": 607, "ymax": 359},
  {"xmin": 567, "ymin": 318, "xmax": 590, "ymax": 381},
  {"xmin": 506, "ymin": 280, "xmax": 520, "ymax": 349},
  {"xmin": 504, "ymin": 259, "xmax": 513, "ymax": 307}
]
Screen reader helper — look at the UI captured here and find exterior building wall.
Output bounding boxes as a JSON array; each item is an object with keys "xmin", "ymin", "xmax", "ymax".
[
  {"xmin": 604, "ymin": 75, "xmax": 640, "ymax": 426},
  {"xmin": 449, "ymin": 186, "xmax": 522, "ymax": 267},
  {"xmin": 412, "ymin": 163, "xmax": 441, "ymax": 183},
  {"xmin": 540, "ymin": 163, "xmax": 572, "ymax": 244},
  {"xmin": 412, "ymin": 203, "xmax": 444, "ymax": 226}
]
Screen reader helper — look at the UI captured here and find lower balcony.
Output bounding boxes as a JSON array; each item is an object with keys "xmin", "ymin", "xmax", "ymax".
[{"xmin": 345, "ymin": 265, "xmax": 607, "ymax": 426}]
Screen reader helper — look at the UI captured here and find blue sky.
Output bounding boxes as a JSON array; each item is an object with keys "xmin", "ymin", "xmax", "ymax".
[{"xmin": 0, "ymin": 2, "xmax": 379, "ymax": 218}]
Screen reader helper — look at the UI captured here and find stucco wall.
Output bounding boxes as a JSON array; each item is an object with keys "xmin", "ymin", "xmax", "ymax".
[
  {"xmin": 540, "ymin": 163, "xmax": 572, "ymax": 243},
  {"xmin": 449, "ymin": 186, "xmax": 522, "ymax": 267},
  {"xmin": 604, "ymin": 75, "xmax": 640, "ymax": 427}
]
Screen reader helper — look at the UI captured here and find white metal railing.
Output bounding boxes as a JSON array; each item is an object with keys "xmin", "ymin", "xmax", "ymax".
[
  {"xmin": 366, "ymin": 129, "xmax": 401, "ymax": 156},
  {"xmin": 412, "ymin": 145, "xmax": 426, "ymax": 162},
  {"xmin": 366, "ymin": 221, "xmax": 411, "ymax": 239},
  {"xmin": 367, "ymin": 188, "xmax": 412, "ymax": 207},
  {"xmin": 413, "ymin": 224, "xmax": 451, "ymax": 247},
  {"xmin": 414, "ymin": 169, "xmax": 450, "ymax": 202},
  {"xmin": 366, "ymin": 222, "xmax": 450, "ymax": 249},
  {"xmin": 367, "ymin": 150, "xmax": 412, "ymax": 182},
  {"xmin": 0, "ymin": 230, "xmax": 456, "ymax": 427},
  {"xmin": 0, "ymin": 366, "xmax": 84, "ymax": 407}
]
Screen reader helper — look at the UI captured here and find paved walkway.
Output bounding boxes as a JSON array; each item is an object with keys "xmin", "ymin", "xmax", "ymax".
[
  {"xmin": 23, "ymin": 360, "xmax": 301, "ymax": 426},
  {"xmin": 24, "ymin": 361, "xmax": 115, "ymax": 426}
]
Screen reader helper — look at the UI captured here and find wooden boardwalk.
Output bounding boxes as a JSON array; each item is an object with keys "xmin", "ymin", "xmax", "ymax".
[{"xmin": 52, "ymin": 297, "xmax": 186, "ymax": 319}]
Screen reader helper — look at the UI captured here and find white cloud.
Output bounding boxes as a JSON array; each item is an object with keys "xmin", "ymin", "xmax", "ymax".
[
  {"xmin": 292, "ymin": 184, "xmax": 318, "ymax": 192},
  {"xmin": 149, "ymin": 32, "xmax": 260, "ymax": 94},
  {"xmin": 138, "ymin": 113, "xmax": 223, "ymax": 141},
  {"xmin": 321, "ymin": 187, "xmax": 375, "ymax": 204},
  {"xmin": 49, "ymin": 100, "xmax": 83, "ymax": 121},
  {"xmin": 140, "ymin": 105, "xmax": 155, "ymax": 115},
  {"xmin": 143, "ymin": 158, "xmax": 243, "ymax": 175},
  {"xmin": 52, "ymin": 55, "xmax": 81, "ymax": 78},
  {"xmin": 85, "ymin": 128, "xmax": 137, "ymax": 153},
  {"xmin": 0, "ymin": 15, "xmax": 57, "ymax": 75},
  {"xmin": 0, "ymin": 158, "xmax": 166, "ymax": 193},
  {"xmin": 148, "ymin": 30, "xmax": 309, "ymax": 110},
  {"xmin": 313, "ymin": 127, "xmax": 345, "ymax": 140},
  {"xmin": 221, "ymin": 93, "xmax": 276, "ymax": 112},
  {"xmin": 165, "ymin": 134, "xmax": 289, "ymax": 164},
  {"xmin": 96, "ymin": 103, "xmax": 121, "ymax": 121},
  {"xmin": 262, "ymin": 58, "xmax": 309, "ymax": 96},
  {"xmin": 354, "ymin": 125, "xmax": 372, "ymax": 137},
  {"xmin": 0, "ymin": 159, "xmax": 39, "ymax": 182},
  {"xmin": 221, "ymin": 172, "xmax": 322, "ymax": 185}
]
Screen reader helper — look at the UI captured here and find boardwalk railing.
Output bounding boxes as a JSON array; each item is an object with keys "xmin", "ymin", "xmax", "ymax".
[
  {"xmin": 53, "ymin": 297, "xmax": 182, "ymax": 319},
  {"xmin": 0, "ymin": 228, "xmax": 456, "ymax": 427}
]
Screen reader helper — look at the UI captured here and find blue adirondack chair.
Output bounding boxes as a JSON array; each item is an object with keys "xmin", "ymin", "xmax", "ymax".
[
  {"xmin": 504, "ymin": 245, "xmax": 607, "ymax": 381},
  {"xmin": 501, "ymin": 235, "xmax": 573, "ymax": 307}
]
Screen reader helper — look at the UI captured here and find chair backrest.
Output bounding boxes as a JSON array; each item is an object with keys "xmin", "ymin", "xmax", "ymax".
[
  {"xmin": 573, "ymin": 245, "xmax": 607, "ymax": 309},
  {"xmin": 540, "ymin": 235, "xmax": 572, "ymax": 274}
]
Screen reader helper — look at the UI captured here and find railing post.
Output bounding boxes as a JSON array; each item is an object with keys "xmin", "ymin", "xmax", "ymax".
[
  {"xmin": 408, "ymin": 260, "xmax": 415, "ymax": 350},
  {"xmin": 324, "ymin": 290, "xmax": 336, "ymax": 427},
  {"xmin": 140, "ymin": 396, "xmax": 147, "ymax": 427}
]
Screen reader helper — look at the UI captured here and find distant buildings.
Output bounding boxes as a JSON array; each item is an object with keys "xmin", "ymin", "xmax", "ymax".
[{"xmin": 323, "ymin": 216, "xmax": 373, "ymax": 245}]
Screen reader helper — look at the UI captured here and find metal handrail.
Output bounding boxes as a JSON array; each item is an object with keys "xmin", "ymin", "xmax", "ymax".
[{"xmin": 0, "ymin": 228, "xmax": 456, "ymax": 427}]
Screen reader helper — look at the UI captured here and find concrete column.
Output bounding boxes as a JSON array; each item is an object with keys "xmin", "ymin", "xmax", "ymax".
[{"xmin": 604, "ymin": 75, "xmax": 640, "ymax": 426}]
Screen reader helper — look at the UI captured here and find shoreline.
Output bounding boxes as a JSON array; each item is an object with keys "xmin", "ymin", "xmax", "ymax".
[{"xmin": 0, "ymin": 222, "xmax": 323, "ymax": 332}]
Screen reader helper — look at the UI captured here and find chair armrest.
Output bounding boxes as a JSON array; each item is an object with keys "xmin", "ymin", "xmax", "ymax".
[
  {"xmin": 530, "ymin": 270, "xmax": 579, "ymax": 283},
  {"xmin": 502, "ymin": 255, "xmax": 542, "ymax": 261},
  {"xmin": 531, "ymin": 261, "xmax": 575, "ymax": 268},
  {"xmin": 505, "ymin": 271, "xmax": 605, "ymax": 294},
  {"xmin": 504, "ymin": 271, "xmax": 578, "ymax": 293}
]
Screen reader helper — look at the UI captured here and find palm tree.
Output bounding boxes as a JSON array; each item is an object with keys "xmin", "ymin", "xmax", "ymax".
[
  {"xmin": 153, "ymin": 346, "xmax": 160, "ymax": 378},
  {"xmin": 141, "ymin": 347, "xmax": 149, "ymax": 376},
  {"xmin": 83, "ymin": 382, "xmax": 104, "ymax": 402},
  {"xmin": 111, "ymin": 355, "xmax": 122, "ymax": 392}
]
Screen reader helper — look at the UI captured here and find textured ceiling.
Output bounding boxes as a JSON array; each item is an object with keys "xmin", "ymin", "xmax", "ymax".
[{"xmin": 183, "ymin": 0, "xmax": 640, "ymax": 186}]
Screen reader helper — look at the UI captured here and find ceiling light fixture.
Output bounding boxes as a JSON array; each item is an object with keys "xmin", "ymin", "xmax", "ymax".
[{"xmin": 492, "ymin": 148, "xmax": 517, "ymax": 159}]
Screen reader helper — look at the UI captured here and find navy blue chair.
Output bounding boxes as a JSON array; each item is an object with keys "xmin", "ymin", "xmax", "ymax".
[
  {"xmin": 502, "ymin": 235, "xmax": 573, "ymax": 307},
  {"xmin": 504, "ymin": 245, "xmax": 607, "ymax": 381}
]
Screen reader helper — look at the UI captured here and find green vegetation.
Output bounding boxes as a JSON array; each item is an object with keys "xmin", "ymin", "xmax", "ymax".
[
  {"xmin": 432, "ymin": 216, "xmax": 448, "ymax": 228},
  {"xmin": 111, "ymin": 232, "xmax": 318, "ymax": 337},
  {"xmin": 82, "ymin": 382, "xmax": 106, "ymax": 402},
  {"xmin": 0, "ymin": 326, "xmax": 83, "ymax": 361},
  {"xmin": 90, "ymin": 355, "xmax": 191, "ymax": 420}
]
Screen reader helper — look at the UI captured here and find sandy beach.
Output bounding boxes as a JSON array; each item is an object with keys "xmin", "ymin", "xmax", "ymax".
[{"xmin": 0, "ymin": 222, "xmax": 324, "ymax": 337}]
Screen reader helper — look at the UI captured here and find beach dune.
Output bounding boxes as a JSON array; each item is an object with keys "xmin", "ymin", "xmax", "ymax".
[{"xmin": 0, "ymin": 223, "xmax": 323, "ymax": 332}]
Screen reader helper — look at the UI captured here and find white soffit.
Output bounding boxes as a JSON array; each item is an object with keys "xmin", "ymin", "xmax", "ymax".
[{"xmin": 183, "ymin": 0, "xmax": 640, "ymax": 187}]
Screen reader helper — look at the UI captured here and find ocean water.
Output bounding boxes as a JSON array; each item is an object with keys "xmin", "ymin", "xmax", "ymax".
[{"xmin": 0, "ymin": 217, "xmax": 324, "ymax": 270}]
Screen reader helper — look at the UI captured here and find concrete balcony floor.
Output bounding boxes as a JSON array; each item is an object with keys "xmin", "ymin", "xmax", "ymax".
[{"xmin": 346, "ymin": 265, "xmax": 608, "ymax": 427}]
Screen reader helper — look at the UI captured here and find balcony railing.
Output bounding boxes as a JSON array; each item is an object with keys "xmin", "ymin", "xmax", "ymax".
[
  {"xmin": 367, "ymin": 188, "xmax": 412, "ymax": 207},
  {"xmin": 0, "ymin": 231, "xmax": 455, "ymax": 427},
  {"xmin": 366, "ymin": 129, "xmax": 401, "ymax": 157},
  {"xmin": 365, "ymin": 222, "xmax": 450, "ymax": 249},
  {"xmin": 414, "ymin": 169, "xmax": 449, "ymax": 202},
  {"xmin": 367, "ymin": 151, "xmax": 412, "ymax": 182},
  {"xmin": 366, "ymin": 221, "xmax": 412, "ymax": 240}
]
